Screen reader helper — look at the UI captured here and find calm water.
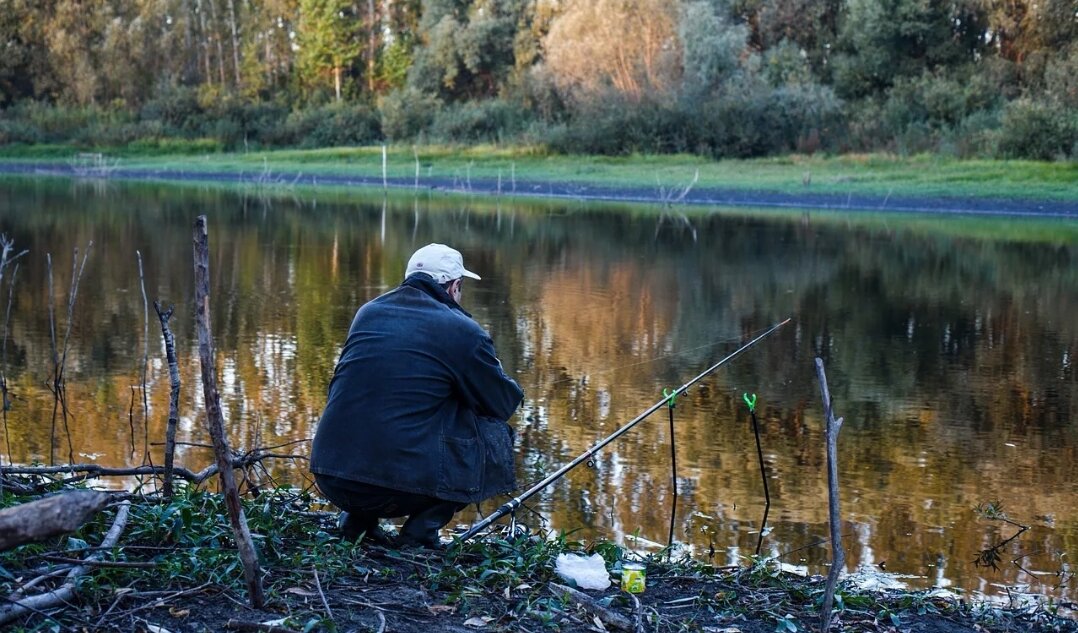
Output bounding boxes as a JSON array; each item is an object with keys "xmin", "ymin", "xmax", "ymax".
[{"xmin": 1, "ymin": 177, "xmax": 1076, "ymax": 605}]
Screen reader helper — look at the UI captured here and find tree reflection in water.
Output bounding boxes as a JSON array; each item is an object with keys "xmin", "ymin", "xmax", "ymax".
[{"xmin": 0, "ymin": 178, "xmax": 1074, "ymax": 604}]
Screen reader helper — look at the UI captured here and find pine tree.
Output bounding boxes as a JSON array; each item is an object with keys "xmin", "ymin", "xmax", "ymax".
[{"xmin": 297, "ymin": 0, "xmax": 363, "ymax": 101}]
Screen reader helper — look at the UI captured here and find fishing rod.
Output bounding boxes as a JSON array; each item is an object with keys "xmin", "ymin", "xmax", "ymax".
[{"xmin": 456, "ymin": 317, "xmax": 792, "ymax": 542}]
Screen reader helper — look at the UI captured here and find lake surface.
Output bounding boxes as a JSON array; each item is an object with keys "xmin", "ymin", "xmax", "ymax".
[{"xmin": 0, "ymin": 176, "xmax": 1075, "ymax": 605}]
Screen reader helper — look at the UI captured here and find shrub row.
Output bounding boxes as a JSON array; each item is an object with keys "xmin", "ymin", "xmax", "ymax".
[{"xmin": 2, "ymin": 86, "xmax": 1076, "ymax": 160}]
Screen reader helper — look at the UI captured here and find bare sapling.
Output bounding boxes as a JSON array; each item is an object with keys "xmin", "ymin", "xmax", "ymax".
[
  {"xmin": 815, "ymin": 357, "xmax": 845, "ymax": 632},
  {"xmin": 192, "ymin": 216, "xmax": 265, "ymax": 608}
]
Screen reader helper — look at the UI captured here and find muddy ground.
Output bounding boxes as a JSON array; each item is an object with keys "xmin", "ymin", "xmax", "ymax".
[{"xmin": 59, "ymin": 538, "xmax": 1078, "ymax": 633}]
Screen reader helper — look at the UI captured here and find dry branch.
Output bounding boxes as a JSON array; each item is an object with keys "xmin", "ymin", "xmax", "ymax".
[
  {"xmin": 226, "ymin": 620, "xmax": 297, "ymax": 633},
  {"xmin": 0, "ymin": 490, "xmax": 109, "ymax": 551},
  {"xmin": 193, "ymin": 215, "xmax": 265, "ymax": 608},
  {"xmin": 153, "ymin": 301, "xmax": 181, "ymax": 499},
  {"xmin": 549, "ymin": 582, "xmax": 633, "ymax": 632},
  {"xmin": 0, "ymin": 449, "xmax": 302, "ymax": 489},
  {"xmin": 815, "ymin": 358, "xmax": 845, "ymax": 633},
  {"xmin": 0, "ymin": 501, "xmax": 130, "ymax": 625}
]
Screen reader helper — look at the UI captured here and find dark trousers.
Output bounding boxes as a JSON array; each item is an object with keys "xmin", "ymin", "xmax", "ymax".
[{"xmin": 315, "ymin": 474, "xmax": 464, "ymax": 545}]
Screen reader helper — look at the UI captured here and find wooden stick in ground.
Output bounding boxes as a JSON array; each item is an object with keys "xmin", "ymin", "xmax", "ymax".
[
  {"xmin": 193, "ymin": 215, "xmax": 265, "ymax": 608},
  {"xmin": 154, "ymin": 301, "xmax": 181, "ymax": 499},
  {"xmin": 815, "ymin": 358, "xmax": 845, "ymax": 633},
  {"xmin": 0, "ymin": 500, "xmax": 130, "ymax": 625},
  {"xmin": 0, "ymin": 490, "xmax": 110, "ymax": 551}
]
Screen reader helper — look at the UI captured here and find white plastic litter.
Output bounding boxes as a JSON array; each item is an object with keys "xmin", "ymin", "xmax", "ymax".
[{"xmin": 554, "ymin": 553, "xmax": 611, "ymax": 590}]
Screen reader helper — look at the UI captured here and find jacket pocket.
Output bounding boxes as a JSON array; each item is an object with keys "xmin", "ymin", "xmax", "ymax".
[
  {"xmin": 439, "ymin": 435, "xmax": 483, "ymax": 501},
  {"xmin": 477, "ymin": 417, "xmax": 516, "ymax": 497}
]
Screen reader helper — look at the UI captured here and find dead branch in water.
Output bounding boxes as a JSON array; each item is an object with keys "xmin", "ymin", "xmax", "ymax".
[
  {"xmin": 815, "ymin": 358, "xmax": 845, "ymax": 633},
  {"xmin": 0, "ymin": 234, "xmax": 27, "ymax": 480},
  {"xmin": 136, "ymin": 250, "xmax": 151, "ymax": 466},
  {"xmin": 47, "ymin": 243, "xmax": 93, "ymax": 466},
  {"xmin": 193, "ymin": 216, "xmax": 265, "ymax": 608}
]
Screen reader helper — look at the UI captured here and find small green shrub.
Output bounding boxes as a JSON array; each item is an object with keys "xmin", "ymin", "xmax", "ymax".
[
  {"xmin": 283, "ymin": 102, "xmax": 382, "ymax": 148},
  {"xmin": 0, "ymin": 119, "xmax": 44, "ymax": 144},
  {"xmin": 140, "ymin": 86, "xmax": 207, "ymax": 135},
  {"xmin": 126, "ymin": 136, "xmax": 224, "ymax": 154},
  {"xmin": 380, "ymin": 88, "xmax": 442, "ymax": 141},
  {"xmin": 998, "ymin": 99, "xmax": 1077, "ymax": 160},
  {"xmin": 429, "ymin": 99, "xmax": 534, "ymax": 144}
]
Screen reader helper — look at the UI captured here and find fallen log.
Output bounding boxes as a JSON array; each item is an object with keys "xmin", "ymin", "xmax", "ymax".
[
  {"xmin": 0, "ymin": 500, "xmax": 131, "ymax": 625},
  {"xmin": 0, "ymin": 490, "xmax": 110, "ymax": 552}
]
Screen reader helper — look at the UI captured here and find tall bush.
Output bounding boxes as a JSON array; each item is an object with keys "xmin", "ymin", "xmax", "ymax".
[
  {"xmin": 998, "ymin": 99, "xmax": 1077, "ymax": 159},
  {"xmin": 429, "ymin": 100, "xmax": 533, "ymax": 143},
  {"xmin": 379, "ymin": 88, "xmax": 441, "ymax": 141},
  {"xmin": 283, "ymin": 103, "xmax": 382, "ymax": 147}
]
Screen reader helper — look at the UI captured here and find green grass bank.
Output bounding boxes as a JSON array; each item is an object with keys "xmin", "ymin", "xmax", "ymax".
[{"xmin": 2, "ymin": 145, "xmax": 1077, "ymax": 202}]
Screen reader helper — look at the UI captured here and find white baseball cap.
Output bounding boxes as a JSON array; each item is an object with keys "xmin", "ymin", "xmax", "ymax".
[{"xmin": 405, "ymin": 243, "xmax": 482, "ymax": 284}]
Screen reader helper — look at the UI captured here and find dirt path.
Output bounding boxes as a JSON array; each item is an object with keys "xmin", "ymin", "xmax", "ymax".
[{"xmin": 2, "ymin": 161, "xmax": 1076, "ymax": 217}]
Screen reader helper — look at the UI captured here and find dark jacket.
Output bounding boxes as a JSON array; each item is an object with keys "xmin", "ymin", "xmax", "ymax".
[{"xmin": 310, "ymin": 274, "xmax": 524, "ymax": 503}]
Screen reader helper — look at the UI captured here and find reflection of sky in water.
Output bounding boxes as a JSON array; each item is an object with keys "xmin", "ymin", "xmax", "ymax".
[{"xmin": 0, "ymin": 179, "xmax": 1075, "ymax": 605}]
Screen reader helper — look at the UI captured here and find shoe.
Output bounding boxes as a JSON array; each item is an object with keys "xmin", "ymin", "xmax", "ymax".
[
  {"xmin": 396, "ymin": 501, "xmax": 460, "ymax": 550},
  {"xmin": 338, "ymin": 512, "xmax": 394, "ymax": 546},
  {"xmin": 395, "ymin": 531, "xmax": 444, "ymax": 550}
]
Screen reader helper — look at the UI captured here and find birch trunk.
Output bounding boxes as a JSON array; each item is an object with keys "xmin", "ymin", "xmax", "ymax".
[
  {"xmin": 207, "ymin": 0, "xmax": 228, "ymax": 86},
  {"xmin": 367, "ymin": 0, "xmax": 376, "ymax": 92},
  {"xmin": 196, "ymin": 0, "xmax": 214, "ymax": 84},
  {"xmin": 227, "ymin": 0, "xmax": 242, "ymax": 87}
]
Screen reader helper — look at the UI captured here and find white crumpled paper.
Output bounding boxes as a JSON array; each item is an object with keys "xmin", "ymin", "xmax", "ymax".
[{"xmin": 554, "ymin": 552, "xmax": 611, "ymax": 590}]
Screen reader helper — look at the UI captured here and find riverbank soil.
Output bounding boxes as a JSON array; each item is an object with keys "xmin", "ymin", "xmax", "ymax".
[
  {"xmin": 0, "ymin": 487, "xmax": 1074, "ymax": 633},
  {"xmin": 138, "ymin": 545, "xmax": 1076, "ymax": 633}
]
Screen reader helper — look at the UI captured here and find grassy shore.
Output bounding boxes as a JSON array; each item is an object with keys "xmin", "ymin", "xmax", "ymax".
[{"xmin": 2, "ymin": 144, "xmax": 1077, "ymax": 202}]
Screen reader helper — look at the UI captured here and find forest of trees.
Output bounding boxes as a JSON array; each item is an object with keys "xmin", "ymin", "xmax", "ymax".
[{"xmin": 1, "ymin": 0, "xmax": 1077, "ymax": 160}]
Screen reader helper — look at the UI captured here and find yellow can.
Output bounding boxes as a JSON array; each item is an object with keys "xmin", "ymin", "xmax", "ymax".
[{"xmin": 621, "ymin": 562, "xmax": 646, "ymax": 593}]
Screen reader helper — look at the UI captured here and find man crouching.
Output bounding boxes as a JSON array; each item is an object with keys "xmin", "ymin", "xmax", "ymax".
[{"xmin": 310, "ymin": 243, "xmax": 524, "ymax": 548}]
